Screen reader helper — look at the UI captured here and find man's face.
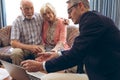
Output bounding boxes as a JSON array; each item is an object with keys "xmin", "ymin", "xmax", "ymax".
[
  {"xmin": 67, "ymin": 3, "xmax": 81, "ymax": 24},
  {"xmin": 21, "ymin": 2, "xmax": 34, "ymax": 19}
]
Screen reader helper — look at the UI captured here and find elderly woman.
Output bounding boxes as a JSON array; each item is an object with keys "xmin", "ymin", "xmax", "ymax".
[
  {"xmin": 40, "ymin": 3, "xmax": 69, "ymax": 52},
  {"xmin": 35, "ymin": 3, "xmax": 79, "ymax": 73}
]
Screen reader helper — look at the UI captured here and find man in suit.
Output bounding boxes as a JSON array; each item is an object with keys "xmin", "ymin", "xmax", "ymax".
[{"xmin": 21, "ymin": 0, "xmax": 120, "ymax": 80}]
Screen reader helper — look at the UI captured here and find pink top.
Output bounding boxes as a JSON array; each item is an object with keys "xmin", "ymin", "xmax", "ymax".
[{"xmin": 42, "ymin": 18, "xmax": 69, "ymax": 51}]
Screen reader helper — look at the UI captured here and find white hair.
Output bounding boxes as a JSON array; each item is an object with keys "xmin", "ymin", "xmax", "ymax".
[{"xmin": 20, "ymin": 0, "xmax": 33, "ymax": 8}]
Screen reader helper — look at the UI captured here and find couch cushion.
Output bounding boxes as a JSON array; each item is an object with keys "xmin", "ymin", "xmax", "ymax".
[
  {"xmin": 0, "ymin": 26, "xmax": 11, "ymax": 47},
  {"xmin": 67, "ymin": 26, "xmax": 79, "ymax": 47},
  {"xmin": 0, "ymin": 46, "xmax": 12, "ymax": 62}
]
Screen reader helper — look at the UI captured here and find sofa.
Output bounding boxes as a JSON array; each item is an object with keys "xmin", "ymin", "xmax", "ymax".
[{"xmin": 0, "ymin": 25, "xmax": 79, "ymax": 65}]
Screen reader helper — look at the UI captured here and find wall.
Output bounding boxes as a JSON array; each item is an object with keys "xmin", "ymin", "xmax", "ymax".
[{"xmin": 5, "ymin": 0, "xmax": 69, "ymax": 25}]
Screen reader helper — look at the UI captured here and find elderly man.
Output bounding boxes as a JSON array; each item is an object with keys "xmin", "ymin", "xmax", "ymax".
[{"xmin": 10, "ymin": 0, "xmax": 44, "ymax": 65}]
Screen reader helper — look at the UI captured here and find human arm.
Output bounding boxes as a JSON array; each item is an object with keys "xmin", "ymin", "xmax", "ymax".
[
  {"xmin": 10, "ymin": 15, "xmax": 44, "ymax": 53},
  {"xmin": 21, "ymin": 51, "xmax": 59, "ymax": 72},
  {"xmin": 10, "ymin": 40, "xmax": 43, "ymax": 53},
  {"xmin": 61, "ymin": 18, "xmax": 70, "ymax": 25},
  {"xmin": 51, "ymin": 18, "xmax": 68, "ymax": 52},
  {"xmin": 35, "ymin": 51, "xmax": 60, "ymax": 62},
  {"xmin": 21, "ymin": 60, "xmax": 46, "ymax": 72}
]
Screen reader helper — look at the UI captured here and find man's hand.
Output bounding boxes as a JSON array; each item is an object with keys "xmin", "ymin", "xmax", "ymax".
[
  {"xmin": 35, "ymin": 52, "xmax": 59, "ymax": 62},
  {"xmin": 11, "ymin": 40, "xmax": 44, "ymax": 54},
  {"xmin": 62, "ymin": 18, "xmax": 69, "ymax": 25},
  {"xmin": 21, "ymin": 60, "xmax": 45, "ymax": 72}
]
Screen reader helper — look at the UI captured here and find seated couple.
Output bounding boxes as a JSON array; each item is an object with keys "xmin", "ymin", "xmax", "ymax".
[{"xmin": 10, "ymin": 1, "xmax": 70, "ymax": 65}]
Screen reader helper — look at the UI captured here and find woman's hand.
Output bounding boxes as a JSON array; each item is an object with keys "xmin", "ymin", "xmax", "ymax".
[{"xmin": 35, "ymin": 52, "xmax": 59, "ymax": 62}]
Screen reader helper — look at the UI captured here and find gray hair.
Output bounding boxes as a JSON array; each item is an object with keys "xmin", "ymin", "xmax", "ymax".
[
  {"xmin": 66, "ymin": 0, "xmax": 90, "ymax": 9},
  {"xmin": 20, "ymin": 0, "xmax": 33, "ymax": 8},
  {"xmin": 40, "ymin": 3, "xmax": 56, "ymax": 18}
]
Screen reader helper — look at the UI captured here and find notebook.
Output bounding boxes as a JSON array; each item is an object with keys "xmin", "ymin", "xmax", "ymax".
[{"xmin": 0, "ymin": 59, "xmax": 45, "ymax": 80}]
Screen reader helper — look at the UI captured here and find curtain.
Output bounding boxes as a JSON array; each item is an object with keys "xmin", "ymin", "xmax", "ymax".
[
  {"xmin": 0, "ymin": 0, "xmax": 6, "ymax": 28},
  {"xmin": 90, "ymin": 0, "xmax": 120, "ymax": 29}
]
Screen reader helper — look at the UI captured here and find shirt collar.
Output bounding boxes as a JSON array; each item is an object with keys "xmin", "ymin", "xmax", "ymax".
[{"xmin": 21, "ymin": 14, "xmax": 36, "ymax": 21}]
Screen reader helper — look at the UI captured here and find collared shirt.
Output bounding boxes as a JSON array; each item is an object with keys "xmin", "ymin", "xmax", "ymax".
[{"xmin": 11, "ymin": 13, "xmax": 43, "ymax": 45}]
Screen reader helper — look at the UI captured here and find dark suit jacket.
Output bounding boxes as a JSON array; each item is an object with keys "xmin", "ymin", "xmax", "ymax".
[{"xmin": 45, "ymin": 11, "xmax": 120, "ymax": 80}]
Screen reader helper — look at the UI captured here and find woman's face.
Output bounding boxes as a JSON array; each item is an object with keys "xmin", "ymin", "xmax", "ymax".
[{"xmin": 43, "ymin": 9, "xmax": 55, "ymax": 22}]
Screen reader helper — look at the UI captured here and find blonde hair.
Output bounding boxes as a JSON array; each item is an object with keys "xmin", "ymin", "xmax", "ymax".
[
  {"xmin": 66, "ymin": 0, "xmax": 90, "ymax": 9},
  {"xmin": 40, "ymin": 3, "xmax": 56, "ymax": 18}
]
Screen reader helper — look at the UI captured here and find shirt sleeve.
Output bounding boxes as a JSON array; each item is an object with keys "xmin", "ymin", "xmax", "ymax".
[
  {"xmin": 43, "ymin": 51, "xmax": 62, "ymax": 72},
  {"xmin": 42, "ymin": 61, "xmax": 47, "ymax": 71}
]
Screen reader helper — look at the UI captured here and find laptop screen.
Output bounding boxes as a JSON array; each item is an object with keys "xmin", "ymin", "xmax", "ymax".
[{"xmin": 0, "ymin": 59, "xmax": 44, "ymax": 80}]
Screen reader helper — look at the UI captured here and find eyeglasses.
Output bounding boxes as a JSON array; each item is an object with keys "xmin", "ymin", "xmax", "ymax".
[
  {"xmin": 22, "ymin": 7, "xmax": 33, "ymax": 11},
  {"xmin": 67, "ymin": 3, "xmax": 78, "ymax": 14}
]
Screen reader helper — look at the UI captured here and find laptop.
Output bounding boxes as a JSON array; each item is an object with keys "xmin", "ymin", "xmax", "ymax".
[{"xmin": 0, "ymin": 59, "xmax": 45, "ymax": 80}]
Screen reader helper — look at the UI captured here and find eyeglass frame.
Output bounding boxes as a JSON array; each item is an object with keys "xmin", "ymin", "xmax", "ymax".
[{"xmin": 67, "ymin": 3, "xmax": 79, "ymax": 14}]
